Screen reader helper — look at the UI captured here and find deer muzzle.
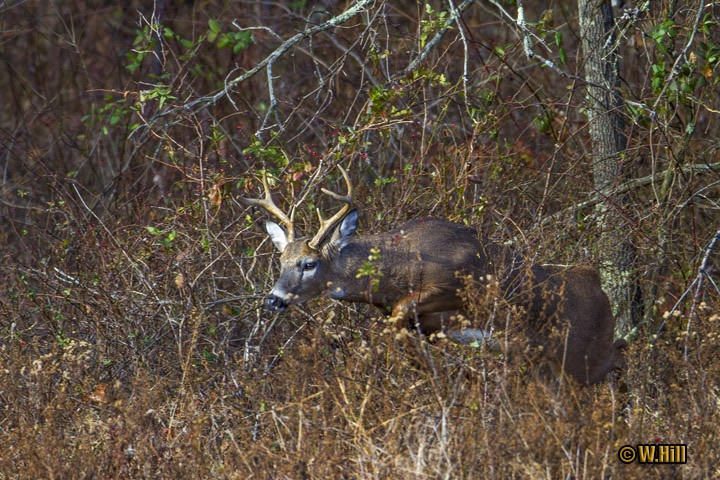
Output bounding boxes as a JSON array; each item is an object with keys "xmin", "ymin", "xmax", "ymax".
[{"xmin": 264, "ymin": 293, "xmax": 289, "ymax": 312}]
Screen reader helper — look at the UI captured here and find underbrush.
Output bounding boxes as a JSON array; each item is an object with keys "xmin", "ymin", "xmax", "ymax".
[
  {"xmin": 1, "ymin": 143, "xmax": 717, "ymax": 478},
  {"xmin": 2, "ymin": 228, "xmax": 719, "ymax": 479},
  {"xmin": 2, "ymin": 1, "xmax": 719, "ymax": 478}
]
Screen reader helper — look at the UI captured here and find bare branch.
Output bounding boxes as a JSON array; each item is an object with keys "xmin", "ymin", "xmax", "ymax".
[
  {"xmin": 684, "ymin": 227, "xmax": 720, "ymax": 358},
  {"xmin": 498, "ymin": 0, "xmax": 655, "ymax": 117},
  {"xmin": 149, "ymin": 0, "xmax": 375, "ymax": 125},
  {"xmin": 448, "ymin": 0, "xmax": 470, "ymax": 113},
  {"xmin": 538, "ymin": 162, "xmax": 720, "ymax": 228},
  {"xmin": 396, "ymin": 0, "xmax": 475, "ymax": 79},
  {"xmin": 652, "ymin": 0, "xmax": 707, "ymax": 112}
]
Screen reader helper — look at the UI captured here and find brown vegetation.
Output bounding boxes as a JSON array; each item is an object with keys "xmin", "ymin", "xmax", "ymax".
[{"xmin": 1, "ymin": 1, "xmax": 719, "ymax": 478}]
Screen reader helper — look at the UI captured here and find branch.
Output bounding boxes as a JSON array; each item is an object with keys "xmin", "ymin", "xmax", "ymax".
[
  {"xmin": 396, "ymin": 0, "xmax": 475, "ymax": 79},
  {"xmin": 539, "ymin": 161, "xmax": 720, "ymax": 227},
  {"xmin": 495, "ymin": 0, "xmax": 655, "ymax": 117},
  {"xmin": 511, "ymin": 0, "xmax": 571, "ymax": 77},
  {"xmin": 148, "ymin": 0, "xmax": 375, "ymax": 126},
  {"xmin": 448, "ymin": 0, "xmax": 470, "ymax": 112},
  {"xmin": 652, "ymin": 0, "xmax": 706, "ymax": 112},
  {"xmin": 655, "ymin": 227, "xmax": 720, "ymax": 350},
  {"xmin": 684, "ymin": 227, "xmax": 720, "ymax": 358},
  {"xmin": 323, "ymin": 30, "xmax": 380, "ymax": 87}
]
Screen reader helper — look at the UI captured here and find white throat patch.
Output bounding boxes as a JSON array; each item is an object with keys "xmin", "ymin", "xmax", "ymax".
[{"xmin": 328, "ymin": 286, "xmax": 346, "ymax": 299}]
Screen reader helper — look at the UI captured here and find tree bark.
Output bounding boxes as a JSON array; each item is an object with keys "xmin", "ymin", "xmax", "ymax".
[{"xmin": 578, "ymin": 0, "xmax": 639, "ymax": 332}]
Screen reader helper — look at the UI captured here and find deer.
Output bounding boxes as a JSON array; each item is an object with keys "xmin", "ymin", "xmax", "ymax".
[{"xmin": 240, "ymin": 166, "xmax": 626, "ymax": 384}]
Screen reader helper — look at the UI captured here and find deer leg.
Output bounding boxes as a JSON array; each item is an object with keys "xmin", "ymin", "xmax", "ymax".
[
  {"xmin": 415, "ymin": 311, "xmax": 458, "ymax": 333},
  {"xmin": 389, "ymin": 289, "xmax": 461, "ymax": 331}
]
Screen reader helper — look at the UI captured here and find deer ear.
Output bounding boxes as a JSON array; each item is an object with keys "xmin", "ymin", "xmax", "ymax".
[
  {"xmin": 264, "ymin": 219, "xmax": 289, "ymax": 252},
  {"xmin": 326, "ymin": 209, "xmax": 358, "ymax": 253}
]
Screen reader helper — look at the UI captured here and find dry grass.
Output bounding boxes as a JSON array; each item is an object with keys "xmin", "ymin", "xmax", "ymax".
[
  {"xmin": 2, "ymin": 232, "xmax": 720, "ymax": 478},
  {"xmin": 2, "ymin": 1, "xmax": 720, "ymax": 478}
]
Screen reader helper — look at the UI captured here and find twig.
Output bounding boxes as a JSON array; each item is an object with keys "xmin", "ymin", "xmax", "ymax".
[
  {"xmin": 256, "ymin": 59, "xmax": 282, "ymax": 139},
  {"xmin": 538, "ymin": 161, "xmax": 720, "ymax": 228},
  {"xmin": 654, "ymin": 228, "xmax": 720, "ymax": 346},
  {"xmin": 150, "ymin": 0, "xmax": 375, "ymax": 125},
  {"xmin": 652, "ymin": 0, "xmax": 706, "ymax": 112},
  {"xmin": 307, "ymin": 8, "xmax": 328, "ymax": 93},
  {"xmin": 71, "ymin": 183, "xmax": 175, "ymax": 328},
  {"xmin": 204, "ymin": 295, "xmax": 264, "ymax": 309},
  {"xmin": 684, "ymin": 228, "xmax": 720, "ymax": 359},
  {"xmin": 515, "ymin": 0, "xmax": 569, "ymax": 76},
  {"xmin": 397, "ymin": 0, "xmax": 475, "ymax": 78},
  {"xmin": 323, "ymin": 30, "xmax": 380, "ymax": 88},
  {"xmin": 447, "ymin": 0, "xmax": 470, "ymax": 114},
  {"xmin": 263, "ymin": 320, "xmax": 309, "ymax": 377},
  {"xmin": 493, "ymin": 0, "xmax": 654, "ymax": 117}
]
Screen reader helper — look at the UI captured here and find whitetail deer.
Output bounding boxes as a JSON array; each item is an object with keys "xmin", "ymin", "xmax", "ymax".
[{"xmin": 241, "ymin": 166, "xmax": 625, "ymax": 384}]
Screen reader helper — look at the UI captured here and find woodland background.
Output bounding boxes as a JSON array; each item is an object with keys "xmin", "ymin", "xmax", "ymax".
[{"xmin": 1, "ymin": 0, "xmax": 720, "ymax": 478}]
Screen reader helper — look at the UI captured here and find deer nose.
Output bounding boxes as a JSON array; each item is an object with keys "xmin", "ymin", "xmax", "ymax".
[{"xmin": 264, "ymin": 294, "xmax": 288, "ymax": 312}]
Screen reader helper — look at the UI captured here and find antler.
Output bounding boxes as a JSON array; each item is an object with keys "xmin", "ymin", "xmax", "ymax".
[
  {"xmin": 240, "ymin": 171, "xmax": 296, "ymax": 241},
  {"xmin": 308, "ymin": 165, "xmax": 354, "ymax": 250}
]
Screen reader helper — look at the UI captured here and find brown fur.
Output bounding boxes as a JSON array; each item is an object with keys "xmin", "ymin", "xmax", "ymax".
[
  {"xmin": 507, "ymin": 265, "xmax": 625, "ymax": 384},
  {"xmin": 264, "ymin": 214, "xmax": 625, "ymax": 385}
]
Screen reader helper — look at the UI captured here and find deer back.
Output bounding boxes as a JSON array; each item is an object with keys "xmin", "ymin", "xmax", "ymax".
[{"xmin": 331, "ymin": 217, "xmax": 515, "ymax": 305}]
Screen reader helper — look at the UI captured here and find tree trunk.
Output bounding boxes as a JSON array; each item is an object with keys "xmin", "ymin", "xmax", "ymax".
[{"xmin": 578, "ymin": 0, "xmax": 640, "ymax": 333}]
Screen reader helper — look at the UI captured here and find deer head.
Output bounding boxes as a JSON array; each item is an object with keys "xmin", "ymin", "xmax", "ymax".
[{"xmin": 240, "ymin": 166, "xmax": 356, "ymax": 312}]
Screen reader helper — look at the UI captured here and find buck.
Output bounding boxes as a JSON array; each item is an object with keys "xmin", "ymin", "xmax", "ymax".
[{"xmin": 241, "ymin": 166, "xmax": 625, "ymax": 384}]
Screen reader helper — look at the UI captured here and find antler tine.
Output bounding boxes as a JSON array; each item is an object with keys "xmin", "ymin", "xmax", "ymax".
[
  {"xmin": 240, "ymin": 171, "xmax": 295, "ymax": 241},
  {"xmin": 308, "ymin": 166, "xmax": 354, "ymax": 250}
]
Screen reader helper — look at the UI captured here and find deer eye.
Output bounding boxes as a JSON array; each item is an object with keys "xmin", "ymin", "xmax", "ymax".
[{"xmin": 302, "ymin": 261, "xmax": 317, "ymax": 271}]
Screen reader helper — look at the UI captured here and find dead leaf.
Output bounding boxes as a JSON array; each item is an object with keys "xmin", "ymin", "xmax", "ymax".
[{"xmin": 88, "ymin": 383, "xmax": 109, "ymax": 404}]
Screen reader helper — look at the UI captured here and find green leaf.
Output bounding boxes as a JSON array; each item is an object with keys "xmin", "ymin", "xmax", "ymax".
[
  {"xmin": 109, "ymin": 110, "xmax": 122, "ymax": 126},
  {"xmin": 233, "ymin": 42, "xmax": 244, "ymax": 54},
  {"xmin": 146, "ymin": 226, "xmax": 161, "ymax": 235},
  {"xmin": 217, "ymin": 34, "xmax": 230, "ymax": 49},
  {"xmin": 208, "ymin": 19, "xmax": 221, "ymax": 33},
  {"xmin": 559, "ymin": 48, "xmax": 567, "ymax": 65}
]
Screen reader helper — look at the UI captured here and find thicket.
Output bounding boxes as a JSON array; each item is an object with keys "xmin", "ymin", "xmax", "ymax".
[{"xmin": 1, "ymin": 1, "xmax": 719, "ymax": 478}]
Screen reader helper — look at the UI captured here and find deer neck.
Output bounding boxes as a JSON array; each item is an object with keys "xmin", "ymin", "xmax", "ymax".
[{"xmin": 325, "ymin": 236, "xmax": 393, "ymax": 306}]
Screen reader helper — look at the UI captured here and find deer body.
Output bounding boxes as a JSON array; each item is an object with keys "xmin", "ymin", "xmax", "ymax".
[
  {"xmin": 242, "ymin": 167, "xmax": 625, "ymax": 384},
  {"xmin": 511, "ymin": 264, "xmax": 625, "ymax": 384},
  {"xmin": 317, "ymin": 217, "xmax": 494, "ymax": 311}
]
